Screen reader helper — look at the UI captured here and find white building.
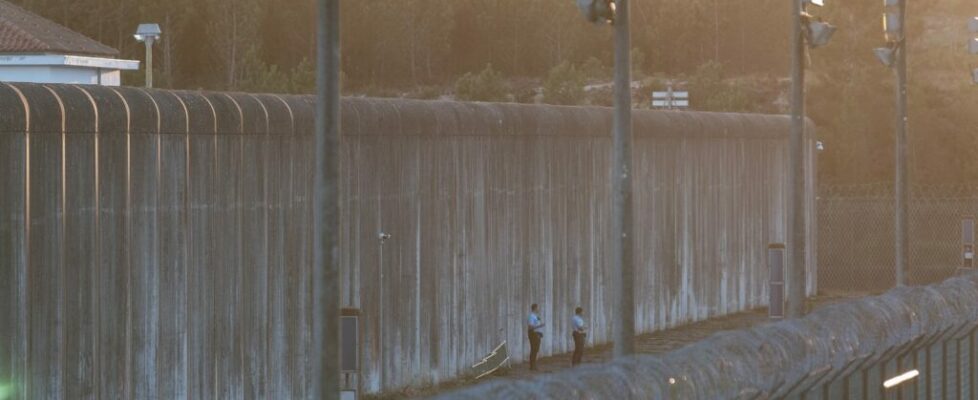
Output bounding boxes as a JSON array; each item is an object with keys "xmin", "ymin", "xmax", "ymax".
[{"xmin": 0, "ymin": 0, "xmax": 139, "ymax": 86}]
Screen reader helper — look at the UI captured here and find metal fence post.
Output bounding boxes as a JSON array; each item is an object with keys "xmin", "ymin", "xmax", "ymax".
[
  {"xmin": 768, "ymin": 244, "xmax": 786, "ymax": 319},
  {"xmin": 312, "ymin": 0, "xmax": 341, "ymax": 399},
  {"xmin": 787, "ymin": 0, "xmax": 808, "ymax": 318},
  {"xmin": 893, "ymin": 0, "xmax": 909, "ymax": 287}
]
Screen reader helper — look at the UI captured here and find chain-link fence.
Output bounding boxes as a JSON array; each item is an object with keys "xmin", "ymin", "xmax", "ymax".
[{"xmin": 818, "ymin": 183, "xmax": 977, "ymax": 294}]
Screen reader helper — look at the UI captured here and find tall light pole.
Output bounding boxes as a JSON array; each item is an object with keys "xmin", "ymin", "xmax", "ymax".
[
  {"xmin": 788, "ymin": 0, "xmax": 835, "ymax": 318},
  {"xmin": 875, "ymin": 0, "xmax": 909, "ymax": 286},
  {"xmin": 787, "ymin": 0, "xmax": 807, "ymax": 319},
  {"xmin": 573, "ymin": 0, "xmax": 634, "ymax": 357},
  {"xmin": 311, "ymin": 0, "xmax": 340, "ymax": 399},
  {"xmin": 134, "ymin": 24, "xmax": 162, "ymax": 88},
  {"xmin": 969, "ymin": 17, "xmax": 978, "ymax": 83},
  {"xmin": 610, "ymin": 0, "xmax": 635, "ymax": 358}
]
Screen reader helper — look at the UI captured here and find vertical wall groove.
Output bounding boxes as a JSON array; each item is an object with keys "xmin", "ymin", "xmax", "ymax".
[
  {"xmin": 74, "ymin": 85, "xmax": 101, "ymax": 400},
  {"xmin": 41, "ymin": 84, "xmax": 67, "ymax": 399},
  {"xmin": 106, "ymin": 86, "xmax": 133, "ymax": 400},
  {"xmin": 166, "ymin": 90, "xmax": 192, "ymax": 400},
  {"xmin": 2, "ymin": 83, "xmax": 30, "ymax": 400},
  {"xmin": 248, "ymin": 94, "xmax": 272, "ymax": 400}
]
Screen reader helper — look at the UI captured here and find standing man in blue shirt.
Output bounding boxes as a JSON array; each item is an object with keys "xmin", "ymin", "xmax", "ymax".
[
  {"xmin": 571, "ymin": 307, "xmax": 587, "ymax": 366},
  {"xmin": 527, "ymin": 303, "xmax": 545, "ymax": 371}
]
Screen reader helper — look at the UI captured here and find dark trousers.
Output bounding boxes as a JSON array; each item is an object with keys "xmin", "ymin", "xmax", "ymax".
[
  {"xmin": 572, "ymin": 332, "xmax": 586, "ymax": 365},
  {"xmin": 528, "ymin": 331, "xmax": 541, "ymax": 370}
]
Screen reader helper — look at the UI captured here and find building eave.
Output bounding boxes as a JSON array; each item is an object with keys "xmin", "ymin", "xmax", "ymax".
[{"xmin": 0, "ymin": 53, "xmax": 139, "ymax": 70}]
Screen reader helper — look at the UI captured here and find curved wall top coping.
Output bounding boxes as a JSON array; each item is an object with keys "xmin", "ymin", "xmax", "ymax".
[{"xmin": 0, "ymin": 83, "xmax": 812, "ymax": 139}]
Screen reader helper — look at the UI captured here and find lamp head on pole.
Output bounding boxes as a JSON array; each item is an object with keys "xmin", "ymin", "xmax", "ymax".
[
  {"xmin": 874, "ymin": 46, "xmax": 898, "ymax": 68},
  {"xmin": 805, "ymin": 19, "xmax": 837, "ymax": 48},
  {"xmin": 799, "ymin": 2, "xmax": 836, "ymax": 49},
  {"xmin": 134, "ymin": 23, "xmax": 162, "ymax": 43},
  {"xmin": 574, "ymin": 0, "xmax": 615, "ymax": 24},
  {"xmin": 882, "ymin": 0, "xmax": 904, "ymax": 42}
]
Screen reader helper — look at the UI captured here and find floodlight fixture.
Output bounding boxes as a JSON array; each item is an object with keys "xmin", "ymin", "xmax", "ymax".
[
  {"xmin": 804, "ymin": 0, "xmax": 825, "ymax": 6},
  {"xmin": 134, "ymin": 23, "xmax": 162, "ymax": 43},
  {"xmin": 575, "ymin": 0, "xmax": 615, "ymax": 24},
  {"xmin": 874, "ymin": 47, "xmax": 897, "ymax": 68},
  {"xmin": 883, "ymin": 12, "xmax": 902, "ymax": 42},
  {"xmin": 805, "ymin": 19, "xmax": 836, "ymax": 48},
  {"xmin": 133, "ymin": 23, "xmax": 162, "ymax": 88}
]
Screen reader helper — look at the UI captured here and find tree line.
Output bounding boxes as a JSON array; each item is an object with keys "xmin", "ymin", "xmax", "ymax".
[
  {"xmin": 11, "ymin": 0, "xmax": 790, "ymax": 92},
  {"xmin": 10, "ymin": 0, "xmax": 978, "ymax": 184}
]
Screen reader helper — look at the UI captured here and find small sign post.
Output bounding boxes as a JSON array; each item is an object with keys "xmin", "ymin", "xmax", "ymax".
[
  {"xmin": 651, "ymin": 86, "xmax": 689, "ymax": 110},
  {"xmin": 768, "ymin": 244, "xmax": 786, "ymax": 319}
]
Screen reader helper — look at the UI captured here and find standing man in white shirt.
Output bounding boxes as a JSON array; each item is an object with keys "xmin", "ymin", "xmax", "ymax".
[
  {"xmin": 571, "ymin": 307, "xmax": 587, "ymax": 366},
  {"xmin": 527, "ymin": 303, "xmax": 545, "ymax": 371}
]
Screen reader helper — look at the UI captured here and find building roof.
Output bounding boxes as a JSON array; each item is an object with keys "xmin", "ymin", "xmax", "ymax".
[{"xmin": 0, "ymin": 0, "xmax": 119, "ymax": 57}]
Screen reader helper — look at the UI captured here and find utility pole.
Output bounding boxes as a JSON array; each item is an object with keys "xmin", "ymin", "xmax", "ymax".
[
  {"xmin": 787, "ymin": 0, "xmax": 807, "ymax": 318},
  {"xmin": 312, "ymin": 0, "xmax": 340, "ymax": 399},
  {"xmin": 893, "ymin": 1, "xmax": 909, "ymax": 287},
  {"xmin": 611, "ymin": 0, "xmax": 635, "ymax": 358},
  {"xmin": 785, "ymin": 0, "xmax": 834, "ymax": 317},
  {"xmin": 877, "ymin": 0, "xmax": 909, "ymax": 286},
  {"xmin": 572, "ymin": 0, "xmax": 634, "ymax": 358}
]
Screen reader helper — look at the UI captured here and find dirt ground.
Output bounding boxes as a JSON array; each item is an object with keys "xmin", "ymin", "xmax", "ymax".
[{"xmin": 363, "ymin": 294, "xmax": 865, "ymax": 400}]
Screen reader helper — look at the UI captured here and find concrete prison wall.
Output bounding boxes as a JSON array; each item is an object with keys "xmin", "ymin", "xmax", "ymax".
[{"xmin": 0, "ymin": 82, "xmax": 816, "ymax": 397}]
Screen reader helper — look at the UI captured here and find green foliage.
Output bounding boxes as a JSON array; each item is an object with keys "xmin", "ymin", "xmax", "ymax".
[
  {"xmin": 239, "ymin": 51, "xmax": 336, "ymax": 95},
  {"xmin": 10, "ymin": 0, "xmax": 978, "ymax": 185},
  {"xmin": 239, "ymin": 47, "xmax": 291, "ymax": 94},
  {"xmin": 287, "ymin": 58, "xmax": 317, "ymax": 95},
  {"xmin": 455, "ymin": 64, "xmax": 509, "ymax": 102},
  {"xmin": 690, "ymin": 61, "xmax": 724, "ymax": 94},
  {"xmin": 543, "ymin": 61, "xmax": 586, "ymax": 105},
  {"xmin": 685, "ymin": 61, "xmax": 761, "ymax": 112},
  {"xmin": 700, "ymin": 85, "xmax": 754, "ymax": 112},
  {"xmin": 631, "ymin": 47, "xmax": 646, "ymax": 77},
  {"xmin": 580, "ymin": 57, "xmax": 608, "ymax": 80},
  {"xmin": 415, "ymin": 85, "xmax": 444, "ymax": 100}
]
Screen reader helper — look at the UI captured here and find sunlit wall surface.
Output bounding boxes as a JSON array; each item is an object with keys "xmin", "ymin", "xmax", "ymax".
[{"xmin": 0, "ymin": 82, "xmax": 816, "ymax": 396}]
